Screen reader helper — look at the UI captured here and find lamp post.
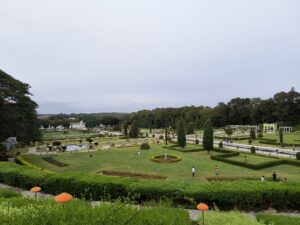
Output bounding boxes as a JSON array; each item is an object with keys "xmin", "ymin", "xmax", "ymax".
[
  {"xmin": 197, "ymin": 203, "xmax": 209, "ymax": 225},
  {"xmin": 30, "ymin": 186, "xmax": 41, "ymax": 199}
]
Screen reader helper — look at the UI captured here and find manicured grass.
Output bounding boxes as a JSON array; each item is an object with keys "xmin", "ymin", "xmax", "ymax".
[
  {"xmin": 203, "ymin": 211, "xmax": 263, "ymax": 225},
  {"xmin": 233, "ymin": 133, "xmax": 300, "ymax": 147},
  {"xmin": 22, "ymin": 144, "xmax": 300, "ymax": 182},
  {"xmin": 257, "ymin": 213, "xmax": 300, "ymax": 225}
]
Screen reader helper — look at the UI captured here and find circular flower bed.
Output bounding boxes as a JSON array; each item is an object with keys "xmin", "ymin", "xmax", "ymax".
[{"xmin": 151, "ymin": 155, "xmax": 181, "ymax": 163}]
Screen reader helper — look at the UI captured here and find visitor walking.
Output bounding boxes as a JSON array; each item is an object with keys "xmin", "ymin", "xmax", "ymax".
[
  {"xmin": 260, "ymin": 175, "xmax": 265, "ymax": 182},
  {"xmin": 272, "ymin": 171, "xmax": 277, "ymax": 182},
  {"xmin": 192, "ymin": 166, "xmax": 195, "ymax": 177}
]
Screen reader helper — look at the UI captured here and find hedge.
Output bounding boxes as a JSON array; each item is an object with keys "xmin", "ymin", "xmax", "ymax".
[
  {"xmin": 0, "ymin": 162, "xmax": 299, "ymax": 211},
  {"xmin": 16, "ymin": 156, "xmax": 54, "ymax": 174},
  {"xmin": 211, "ymin": 152, "xmax": 300, "ymax": 170}
]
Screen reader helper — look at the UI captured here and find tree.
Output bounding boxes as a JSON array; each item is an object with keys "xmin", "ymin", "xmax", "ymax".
[
  {"xmin": 250, "ymin": 129, "xmax": 256, "ymax": 140},
  {"xmin": 129, "ymin": 121, "xmax": 139, "ymax": 138},
  {"xmin": 176, "ymin": 117, "xmax": 186, "ymax": 148},
  {"xmin": 203, "ymin": 119, "xmax": 214, "ymax": 152},
  {"xmin": 123, "ymin": 122, "xmax": 129, "ymax": 136},
  {"xmin": 186, "ymin": 122, "xmax": 195, "ymax": 134},
  {"xmin": 279, "ymin": 128, "xmax": 284, "ymax": 146},
  {"xmin": 0, "ymin": 69, "xmax": 41, "ymax": 145},
  {"xmin": 164, "ymin": 126, "xmax": 168, "ymax": 145}
]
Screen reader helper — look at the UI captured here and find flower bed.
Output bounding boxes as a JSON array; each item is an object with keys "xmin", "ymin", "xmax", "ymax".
[{"xmin": 151, "ymin": 155, "xmax": 181, "ymax": 163}]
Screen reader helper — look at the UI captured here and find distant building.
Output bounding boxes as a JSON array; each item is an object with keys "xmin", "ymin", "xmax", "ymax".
[{"xmin": 70, "ymin": 120, "xmax": 87, "ymax": 130}]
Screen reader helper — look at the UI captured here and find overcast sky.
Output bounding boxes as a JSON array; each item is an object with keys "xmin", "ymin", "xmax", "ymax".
[{"xmin": 1, "ymin": 1, "xmax": 299, "ymax": 114}]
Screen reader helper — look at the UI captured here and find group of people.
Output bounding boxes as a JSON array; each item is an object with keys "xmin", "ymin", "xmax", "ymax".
[{"xmin": 260, "ymin": 172, "xmax": 287, "ymax": 182}]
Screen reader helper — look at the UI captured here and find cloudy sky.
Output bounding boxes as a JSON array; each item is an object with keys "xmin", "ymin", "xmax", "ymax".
[{"xmin": 1, "ymin": 0, "xmax": 299, "ymax": 114}]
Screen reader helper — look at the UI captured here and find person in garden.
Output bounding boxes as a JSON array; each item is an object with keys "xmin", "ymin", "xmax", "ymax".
[
  {"xmin": 192, "ymin": 166, "xmax": 195, "ymax": 177},
  {"xmin": 260, "ymin": 175, "xmax": 265, "ymax": 182}
]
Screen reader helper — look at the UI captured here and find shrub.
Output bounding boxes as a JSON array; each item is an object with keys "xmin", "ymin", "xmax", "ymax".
[
  {"xmin": 251, "ymin": 146, "xmax": 256, "ymax": 154},
  {"xmin": 219, "ymin": 141, "xmax": 223, "ymax": 149},
  {"xmin": 248, "ymin": 139, "xmax": 252, "ymax": 145},
  {"xmin": 52, "ymin": 141, "xmax": 61, "ymax": 146},
  {"xmin": 140, "ymin": 143, "xmax": 150, "ymax": 150},
  {"xmin": 296, "ymin": 152, "xmax": 300, "ymax": 160},
  {"xmin": 195, "ymin": 139, "xmax": 200, "ymax": 145},
  {"xmin": 159, "ymin": 135, "xmax": 164, "ymax": 140}
]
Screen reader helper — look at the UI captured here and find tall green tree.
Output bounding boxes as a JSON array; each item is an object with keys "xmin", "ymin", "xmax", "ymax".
[
  {"xmin": 129, "ymin": 121, "xmax": 139, "ymax": 138},
  {"xmin": 250, "ymin": 129, "xmax": 256, "ymax": 140},
  {"xmin": 0, "ymin": 69, "xmax": 41, "ymax": 145},
  {"xmin": 203, "ymin": 119, "xmax": 214, "ymax": 152},
  {"xmin": 176, "ymin": 117, "xmax": 186, "ymax": 148},
  {"xmin": 279, "ymin": 128, "xmax": 284, "ymax": 146}
]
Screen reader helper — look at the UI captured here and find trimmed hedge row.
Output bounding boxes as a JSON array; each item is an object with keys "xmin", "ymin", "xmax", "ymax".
[
  {"xmin": 16, "ymin": 156, "xmax": 54, "ymax": 174},
  {"xmin": 211, "ymin": 152, "xmax": 300, "ymax": 170},
  {"xmin": 42, "ymin": 156, "xmax": 69, "ymax": 167},
  {"xmin": 0, "ymin": 162, "xmax": 299, "ymax": 211}
]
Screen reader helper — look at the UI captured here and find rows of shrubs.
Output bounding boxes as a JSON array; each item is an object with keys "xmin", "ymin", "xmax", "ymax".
[
  {"xmin": 0, "ymin": 197, "xmax": 191, "ymax": 225},
  {"xmin": 211, "ymin": 152, "xmax": 300, "ymax": 170},
  {"xmin": 42, "ymin": 156, "xmax": 69, "ymax": 167},
  {"xmin": 0, "ymin": 162, "xmax": 299, "ymax": 211}
]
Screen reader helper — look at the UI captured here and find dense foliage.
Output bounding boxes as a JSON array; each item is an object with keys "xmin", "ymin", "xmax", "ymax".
[
  {"xmin": 38, "ymin": 88, "xmax": 300, "ymax": 130},
  {"xmin": 176, "ymin": 117, "xmax": 186, "ymax": 148},
  {"xmin": 140, "ymin": 142, "xmax": 150, "ymax": 150},
  {"xmin": 203, "ymin": 119, "xmax": 214, "ymax": 151},
  {"xmin": 0, "ymin": 162, "xmax": 299, "ymax": 211},
  {"xmin": 0, "ymin": 69, "xmax": 41, "ymax": 144}
]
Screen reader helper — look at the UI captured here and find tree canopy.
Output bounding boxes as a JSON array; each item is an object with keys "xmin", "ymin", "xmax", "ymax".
[{"xmin": 0, "ymin": 69, "xmax": 41, "ymax": 144}]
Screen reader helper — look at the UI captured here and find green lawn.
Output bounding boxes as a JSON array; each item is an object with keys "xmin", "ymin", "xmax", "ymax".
[
  {"xmin": 229, "ymin": 153, "xmax": 278, "ymax": 164},
  {"xmin": 232, "ymin": 132, "xmax": 300, "ymax": 148},
  {"xmin": 22, "ymin": 144, "xmax": 300, "ymax": 183}
]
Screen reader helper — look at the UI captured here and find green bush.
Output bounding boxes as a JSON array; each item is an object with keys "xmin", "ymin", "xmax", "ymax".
[
  {"xmin": 52, "ymin": 141, "xmax": 61, "ymax": 146},
  {"xmin": 219, "ymin": 141, "xmax": 223, "ymax": 148},
  {"xmin": 0, "ymin": 198, "xmax": 191, "ymax": 225},
  {"xmin": 257, "ymin": 213, "xmax": 300, "ymax": 225},
  {"xmin": 0, "ymin": 162, "xmax": 299, "ymax": 211},
  {"xmin": 251, "ymin": 146, "xmax": 256, "ymax": 154},
  {"xmin": 140, "ymin": 143, "xmax": 150, "ymax": 150}
]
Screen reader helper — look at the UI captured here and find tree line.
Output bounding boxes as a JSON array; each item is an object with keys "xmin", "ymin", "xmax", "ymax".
[{"xmin": 40, "ymin": 88, "xmax": 300, "ymax": 133}]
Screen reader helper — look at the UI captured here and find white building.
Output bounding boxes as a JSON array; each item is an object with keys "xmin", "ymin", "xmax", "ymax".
[{"xmin": 70, "ymin": 120, "xmax": 87, "ymax": 130}]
